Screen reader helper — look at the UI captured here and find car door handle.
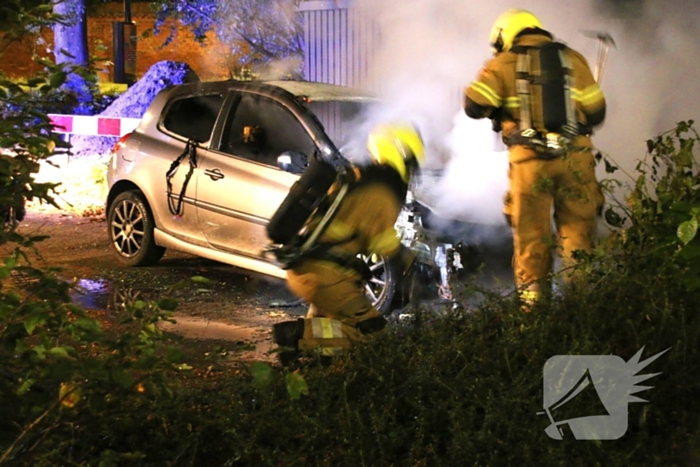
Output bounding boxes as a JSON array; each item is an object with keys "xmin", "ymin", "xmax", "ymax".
[{"xmin": 204, "ymin": 168, "xmax": 224, "ymax": 181}]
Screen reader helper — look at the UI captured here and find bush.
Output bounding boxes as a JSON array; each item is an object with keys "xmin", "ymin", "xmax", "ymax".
[{"xmin": 0, "ymin": 6, "xmax": 189, "ymax": 466}]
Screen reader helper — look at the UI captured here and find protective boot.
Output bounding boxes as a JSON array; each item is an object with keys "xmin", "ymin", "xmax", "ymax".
[{"xmin": 273, "ymin": 318, "xmax": 305, "ymax": 349}]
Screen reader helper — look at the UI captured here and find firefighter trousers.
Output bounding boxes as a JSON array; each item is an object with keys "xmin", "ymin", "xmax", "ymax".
[
  {"xmin": 504, "ymin": 143, "xmax": 604, "ymax": 293},
  {"xmin": 286, "ymin": 261, "xmax": 383, "ymax": 353}
]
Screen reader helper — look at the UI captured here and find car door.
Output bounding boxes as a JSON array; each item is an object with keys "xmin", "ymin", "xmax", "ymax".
[
  {"xmin": 140, "ymin": 91, "xmax": 226, "ymax": 245},
  {"xmin": 195, "ymin": 91, "xmax": 317, "ymax": 259}
]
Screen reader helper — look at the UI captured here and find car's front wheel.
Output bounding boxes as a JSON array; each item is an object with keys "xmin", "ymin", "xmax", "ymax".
[
  {"xmin": 362, "ymin": 253, "xmax": 399, "ymax": 315},
  {"xmin": 107, "ymin": 190, "xmax": 165, "ymax": 266}
]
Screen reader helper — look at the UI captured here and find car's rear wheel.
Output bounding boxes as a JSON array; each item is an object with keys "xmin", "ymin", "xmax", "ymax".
[
  {"xmin": 362, "ymin": 253, "xmax": 399, "ymax": 315},
  {"xmin": 107, "ymin": 190, "xmax": 165, "ymax": 266}
]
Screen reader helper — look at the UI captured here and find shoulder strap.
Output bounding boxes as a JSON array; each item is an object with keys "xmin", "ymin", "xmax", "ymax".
[
  {"xmin": 515, "ymin": 50, "xmax": 533, "ymax": 133},
  {"xmin": 557, "ymin": 45, "xmax": 579, "ymax": 135},
  {"xmin": 298, "ymin": 181, "xmax": 350, "ymax": 254}
]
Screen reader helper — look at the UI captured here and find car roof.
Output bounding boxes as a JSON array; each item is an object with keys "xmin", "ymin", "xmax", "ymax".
[
  {"xmin": 262, "ymin": 80, "xmax": 377, "ymax": 102},
  {"xmin": 168, "ymin": 79, "xmax": 377, "ymax": 103}
]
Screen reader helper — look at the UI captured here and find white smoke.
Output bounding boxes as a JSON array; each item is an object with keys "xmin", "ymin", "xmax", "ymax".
[{"xmin": 353, "ymin": 0, "xmax": 700, "ymax": 229}]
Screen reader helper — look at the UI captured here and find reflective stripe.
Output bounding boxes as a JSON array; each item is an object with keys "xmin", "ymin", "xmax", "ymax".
[
  {"xmin": 504, "ymin": 96, "xmax": 520, "ymax": 109},
  {"xmin": 310, "ymin": 318, "xmax": 344, "ymax": 339},
  {"xmin": 519, "ymin": 289, "xmax": 540, "ymax": 304},
  {"xmin": 572, "ymin": 85, "xmax": 604, "ymax": 107},
  {"xmin": 303, "ymin": 318, "xmax": 350, "ymax": 355},
  {"xmin": 470, "ymin": 81, "xmax": 502, "ymax": 107}
]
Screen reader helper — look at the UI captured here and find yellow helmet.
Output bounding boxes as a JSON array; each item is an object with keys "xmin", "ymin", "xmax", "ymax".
[
  {"xmin": 366, "ymin": 123, "xmax": 425, "ymax": 183},
  {"xmin": 489, "ymin": 8, "xmax": 544, "ymax": 53}
]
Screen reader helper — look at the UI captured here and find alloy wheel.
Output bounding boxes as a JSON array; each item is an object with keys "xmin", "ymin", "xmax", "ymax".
[
  {"xmin": 363, "ymin": 253, "xmax": 391, "ymax": 310},
  {"xmin": 110, "ymin": 198, "xmax": 146, "ymax": 258}
]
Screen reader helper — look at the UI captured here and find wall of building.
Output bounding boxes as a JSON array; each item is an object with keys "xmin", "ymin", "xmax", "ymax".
[
  {"xmin": 298, "ymin": 0, "xmax": 376, "ymax": 91},
  {"xmin": 0, "ymin": 1, "xmax": 371, "ymax": 89},
  {"xmin": 0, "ymin": 2, "xmax": 232, "ymax": 82}
]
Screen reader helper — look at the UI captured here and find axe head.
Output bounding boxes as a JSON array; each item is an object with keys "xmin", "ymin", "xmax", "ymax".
[{"xmin": 581, "ymin": 30, "xmax": 617, "ymax": 48}]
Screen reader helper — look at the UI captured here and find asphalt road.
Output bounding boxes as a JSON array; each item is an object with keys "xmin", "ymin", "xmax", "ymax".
[
  {"xmin": 3, "ymin": 211, "xmax": 515, "ymax": 361},
  {"xmin": 3, "ymin": 212, "xmax": 306, "ymax": 362}
]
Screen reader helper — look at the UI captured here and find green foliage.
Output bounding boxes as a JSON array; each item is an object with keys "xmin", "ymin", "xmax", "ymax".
[
  {"xmin": 0, "ymin": 252, "xmax": 199, "ymax": 465},
  {"xmin": 0, "ymin": 23, "xmax": 76, "ymax": 235},
  {"xmin": 0, "ymin": 4, "xmax": 192, "ymax": 465},
  {"xmin": 606, "ymin": 120, "xmax": 700, "ymax": 289},
  {"xmin": 0, "ymin": 1, "xmax": 62, "ymax": 48},
  {"xmin": 31, "ymin": 262, "xmax": 696, "ymax": 466},
  {"xmin": 284, "ymin": 369, "xmax": 309, "ymax": 400}
]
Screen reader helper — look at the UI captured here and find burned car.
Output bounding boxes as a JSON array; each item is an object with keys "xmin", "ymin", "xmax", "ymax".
[{"xmin": 105, "ymin": 79, "xmax": 467, "ymax": 313}]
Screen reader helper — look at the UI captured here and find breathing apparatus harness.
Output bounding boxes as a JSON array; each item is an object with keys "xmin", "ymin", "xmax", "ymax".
[
  {"xmin": 504, "ymin": 41, "xmax": 582, "ymax": 159},
  {"xmin": 166, "ymin": 139, "xmax": 198, "ymax": 216},
  {"xmin": 266, "ymin": 155, "xmax": 366, "ymax": 278},
  {"xmin": 267, "ymin": 161, "xmax": 407, "ymax": 281}
]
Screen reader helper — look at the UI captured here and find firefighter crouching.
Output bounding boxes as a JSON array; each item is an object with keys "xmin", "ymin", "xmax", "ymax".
[
  {"xmin": 464, "ymin": 8, "xmax": 606, "ymax": 307},
  {"xmin": 271, "ymin": 123, "xmax": 425, "ymax": 357}
]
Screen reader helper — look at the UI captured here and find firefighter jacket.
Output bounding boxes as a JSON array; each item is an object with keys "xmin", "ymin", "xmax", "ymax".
[
  {"xmin": 299, "ymin": 166, "xmax": 406, "ymax": 276},
  {"xmin": 464, "ymin": 32, "xmax": 606, "ymax": 161},
  {"xmin": 285, "ymin": 166, "xmax": 406, "ymax": 328}
]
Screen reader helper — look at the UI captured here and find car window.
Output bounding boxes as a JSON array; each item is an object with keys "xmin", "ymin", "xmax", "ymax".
[
  {"xmin": 162, "ymin": 94, "xmax": 224, "ymax": 143},
  {"xmin": 220, "ymin": 93, "xmax": 315, "ymax": 166}
]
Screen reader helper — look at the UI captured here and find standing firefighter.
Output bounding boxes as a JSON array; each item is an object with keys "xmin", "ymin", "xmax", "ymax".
[
  {"xmin": 272, "ymin": 123, "xmax": 424, "ymax": 357},
  {"xmin": 464, "ymin": 8, "xmax": 606, "ymax": 307}
]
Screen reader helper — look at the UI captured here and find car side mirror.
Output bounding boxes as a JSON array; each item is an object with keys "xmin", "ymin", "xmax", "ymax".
[{"xmin": 277, "ymin": 151, "xmax": 309, "ymax": 174}]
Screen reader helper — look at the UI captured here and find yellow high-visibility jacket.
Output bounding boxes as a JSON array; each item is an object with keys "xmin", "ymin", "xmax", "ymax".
[
  {"xmin": 464, "ymin": 32, "xmax": 606, "ymax": 143},
  {"xmin": 300, "ymin": 173, "xmax": 404, "ymax": 278}
]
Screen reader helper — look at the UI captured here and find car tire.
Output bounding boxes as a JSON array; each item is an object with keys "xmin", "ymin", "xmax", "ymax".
[
  {"xmin": 362, "ymin": 253, "xmax": 399, "ymax": 315},
  {"xmin": 107, "ymin": 190, "xmax": 166, "ymax": 267}
]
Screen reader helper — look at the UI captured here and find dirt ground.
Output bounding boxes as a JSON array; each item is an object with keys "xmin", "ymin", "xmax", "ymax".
[{"xmin": 4, "ymin": 211, "xmax": 308, "ymax": 364}]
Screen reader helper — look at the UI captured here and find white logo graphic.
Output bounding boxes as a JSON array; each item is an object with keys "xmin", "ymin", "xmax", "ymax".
[{"xmin": 539, "ymin": 347, "xmax": 670, "ymax": 440}]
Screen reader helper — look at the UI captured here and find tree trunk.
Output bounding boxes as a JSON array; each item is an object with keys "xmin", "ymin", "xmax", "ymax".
[{"xmin": 52, "ymin": 0, "xmax": 91, "ymax": 111}]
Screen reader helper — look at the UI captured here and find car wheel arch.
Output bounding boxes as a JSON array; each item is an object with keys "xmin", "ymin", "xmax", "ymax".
[{"xmin": 107, "ymin": 180, "xmax": 145, "ymax": 212}]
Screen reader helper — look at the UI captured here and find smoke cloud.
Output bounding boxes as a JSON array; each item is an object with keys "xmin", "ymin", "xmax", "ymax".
[{"xmin": 353, "ymin": 0, "xmax": 700, "ymax": 231}]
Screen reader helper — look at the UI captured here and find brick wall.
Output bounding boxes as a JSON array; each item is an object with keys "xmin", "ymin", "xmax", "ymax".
[{"xmin": 0, "ymin": 2, "xmax": 231, "ymax": 82}]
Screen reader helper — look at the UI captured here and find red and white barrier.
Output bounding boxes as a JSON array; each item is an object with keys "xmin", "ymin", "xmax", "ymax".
[{"xmin": 48, "ymin": 114, "xmax": 141, "ymax": 137}]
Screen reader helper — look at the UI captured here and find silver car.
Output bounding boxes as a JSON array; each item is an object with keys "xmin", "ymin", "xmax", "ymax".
[
  {"xmin": 106, "ymin": 80, "xmax": 415, "ymax": 310},
  {"xmin": 106, "ymin": 80, "xmax": 473, "ymax": 313}
]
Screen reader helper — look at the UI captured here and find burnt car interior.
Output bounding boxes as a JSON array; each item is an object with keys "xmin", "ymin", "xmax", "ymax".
[{"xmin": 220, "ymin": 93, "xmax": 315, "ymax": 166}]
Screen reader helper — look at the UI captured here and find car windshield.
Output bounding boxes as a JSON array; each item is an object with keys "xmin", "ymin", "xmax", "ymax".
[{"xmin": 305, "ymin": 100, "xmax": 377, "ymax": 160}]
